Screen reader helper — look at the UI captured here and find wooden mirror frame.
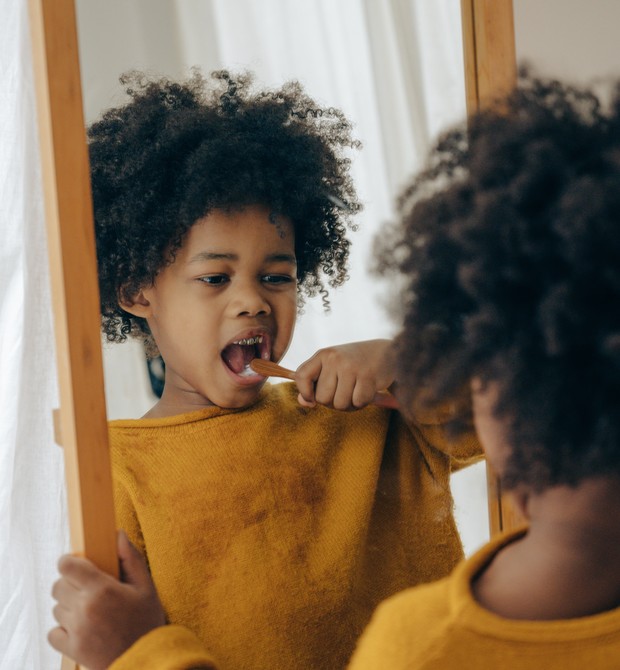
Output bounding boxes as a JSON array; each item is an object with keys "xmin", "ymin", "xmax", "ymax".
[
  {"xmin": 460, "ymin": 0, "xmax": 524, "ymax": 534},
  {"xmin": 29, "ymin": 0, "xmax": 117, "ymax": 573},
  {"xmin": 29, "ymin": 1, "xmax": 520, "ymax": 666}
]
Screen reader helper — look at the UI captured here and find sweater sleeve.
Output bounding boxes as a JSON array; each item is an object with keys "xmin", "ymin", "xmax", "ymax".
[
  {"xmin": 113, "ymin": 475, "xmax": 147, "ymax": 557},
  {"xmin": 406, "ymin": 402, "xmax": 483, "ymax": 472},
  {"xmin": 108, "ymin": 625, "xmax": 219, "ymax": 670}
]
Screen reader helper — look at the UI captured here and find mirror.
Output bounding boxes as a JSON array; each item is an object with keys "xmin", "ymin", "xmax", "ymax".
[
  {"xmin": 74, "ymin": 0, "xmax": 491, "ymax": 554},
  {"xmin": 74, "ymin": 0, "xmax": 488, "ymax": 552}
]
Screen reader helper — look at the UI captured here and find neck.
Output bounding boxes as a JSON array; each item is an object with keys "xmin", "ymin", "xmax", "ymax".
[
  {"xmin": 473, "ymin": 475, "xmax": 620, "ymax": 620},
  {"xmin": 142, "ymin": 385, "xmax": 215, "ymax": 418}
]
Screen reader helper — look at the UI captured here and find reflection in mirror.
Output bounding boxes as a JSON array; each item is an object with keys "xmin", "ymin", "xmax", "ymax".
[
  {"xmin": 76, "ymin": 0, "xmax": 488, "ymax": 554},
  {"xmin": 76, "ymin": 0, "xmax": 467, "ymax": 411},
  {"xmin": 75, "ymin": 0, "xmax": 487, "ymax": 563}
]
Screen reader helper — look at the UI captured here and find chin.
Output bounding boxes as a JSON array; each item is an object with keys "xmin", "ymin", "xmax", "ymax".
[{"xmin": 215, "ymin": 383, "xmax": 266, "ymax": 409}]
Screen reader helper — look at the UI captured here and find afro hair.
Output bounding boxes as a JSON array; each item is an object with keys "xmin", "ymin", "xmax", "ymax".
[
  {"xmin": 378, "ymin": 73, "xmax": 620, "ymax": 492},
  {"xmin": 90, "ymin": 69, "xmax": 361, "ymax": 350}
]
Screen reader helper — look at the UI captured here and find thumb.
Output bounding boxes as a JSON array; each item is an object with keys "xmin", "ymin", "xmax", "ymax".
[{"xmin": 117, "ymin": 530, "xmax": 151, "ymax": 588}]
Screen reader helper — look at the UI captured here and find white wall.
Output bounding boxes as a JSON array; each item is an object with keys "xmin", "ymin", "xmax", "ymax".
[{"xmin": 515, "ymin": 0, "xmax": 620, "ymax": 84}]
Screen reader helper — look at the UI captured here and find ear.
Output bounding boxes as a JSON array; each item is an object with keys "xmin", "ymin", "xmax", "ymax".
[{"xmin": 119, "ymin": 289, "xmax": 152, "ymax": 319}]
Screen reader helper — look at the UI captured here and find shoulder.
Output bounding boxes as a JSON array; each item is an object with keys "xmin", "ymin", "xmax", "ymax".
[
  {"xmin": 349, "ymin": 534, "xmax": 525, "ymax": 669},
  {"xmin": 349, "ymin": 577, "xmax": 454, "ymax": 669},
  {"xmin": 373, "ymin": 576, "xmax": 454, "ymax": 632}
]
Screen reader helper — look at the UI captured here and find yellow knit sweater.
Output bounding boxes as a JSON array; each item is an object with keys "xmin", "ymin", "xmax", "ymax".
[
  {"xmin": 349, "ymin": 527, "xmax": 620, "ymax": 669},
  {"xmin": 110, "ymin": 527, "xmax": 620, "ymax": 670},
  {"xmin": 109, "ymin": 382, "xmax": 480, "ymax": 670}
]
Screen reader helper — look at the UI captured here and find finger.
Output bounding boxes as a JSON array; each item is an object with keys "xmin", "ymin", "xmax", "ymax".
[
  {"xmin": 294, "ymin": 355, "xmax": 322, "ymax": 404},
  {"xmin": 48, "ymin": 626, "xmax": 70, "ymax": 655},
  {"xmin": 117, "ymin": 530, "xmax": 151, "ymax": 588},
  {"xmin": 351, "ymin": 378, "xmax": 378, "ymax": 409},
  {"xmin": 312, "ymin": 368, "xmax": 339, "ymax": 407},
  {"xmin": 52, "ymin": 602, "xmax": 72, "ymax": 628},
  {"xmin": 51, "ymin": 577, "xmax": 80, "ymax": 606},
  {"xmin": 331, "ymin": 373, "xmax": 358, "ymax": 411},
  {"xmin": 58, "ymin": 554, "xmax": 102, "ymax": 589},
  {"xmin": 297, "ymin": 392, "xmax": 316, "ymax": 408}
]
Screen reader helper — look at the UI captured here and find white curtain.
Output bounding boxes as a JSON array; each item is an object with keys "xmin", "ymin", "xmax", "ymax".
[
  {"xmin": 1, "ymin": 2, "xmax": 486, "ymax": 668},
  {"xmin": 0, "ymin": 1, "xmax": 69, "ymax": 669},
  {"xmin": 75, "ymin": 0, "xmax": 468, "ymax": 415}
]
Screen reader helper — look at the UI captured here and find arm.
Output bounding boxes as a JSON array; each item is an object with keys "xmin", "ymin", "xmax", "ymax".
[
  {"xmin": 295, "ymin": 338, "xmax": 483, "ymax": 466},
  {"xmin": 407, "ymin": 396, "xmax": 483, "ymax": 471},
  {"xmin": 49, "ymin": 530, "xmax": 166, "ymax": 669},
  {"xmin": 294, "ymin": 338, "xmax": 397, "ymax": 411},
  {"xmin": 49, "ymin": 531, "xmax": 218, "ymax": 670}
]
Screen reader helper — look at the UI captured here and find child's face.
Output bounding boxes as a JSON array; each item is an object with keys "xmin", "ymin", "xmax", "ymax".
[{"xmin": 127, "ymin": 206, "xmax": 298, "ymax": 410}]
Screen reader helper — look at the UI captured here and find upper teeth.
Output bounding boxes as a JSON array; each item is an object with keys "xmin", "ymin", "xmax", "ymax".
[{"xmin": 233, "ymin": 336, "xmax": 263, "ymax": 346}]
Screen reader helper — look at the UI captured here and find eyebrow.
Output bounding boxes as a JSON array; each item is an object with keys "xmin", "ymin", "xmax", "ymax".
[{"xmin": 188, "ymin": 251, "xmax": 297, "ymax": 265}]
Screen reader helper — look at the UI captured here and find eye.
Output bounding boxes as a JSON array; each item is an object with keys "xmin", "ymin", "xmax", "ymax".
[
  {"xmin": 197, "ymin": 275, "xmax": 229, "ymax": 286},
  {"xmin": 262, "ymin": 274, "xmax": 294, "ymax": 285}
]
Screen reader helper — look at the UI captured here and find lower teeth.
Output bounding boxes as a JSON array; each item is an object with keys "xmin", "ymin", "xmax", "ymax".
[{"xmin": 238, "ymin": 364, "xmax": 255, "ymax": 378}]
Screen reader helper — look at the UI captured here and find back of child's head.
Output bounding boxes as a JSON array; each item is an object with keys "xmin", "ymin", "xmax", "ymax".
[
  {"xmin": 90, "ymin": 69, "xmax": 361, "ymax": 348},
  {"xmin": 379, "ymin": 72, "xmax": 620, "ymax": 492}
]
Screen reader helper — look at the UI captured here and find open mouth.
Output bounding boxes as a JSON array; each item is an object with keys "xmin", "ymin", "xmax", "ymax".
[{"xmin": 221, "ymin": 333, "xmax": 271, "ymax": 378}]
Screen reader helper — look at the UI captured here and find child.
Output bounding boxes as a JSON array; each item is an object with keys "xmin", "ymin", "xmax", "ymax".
[
  {"xmin": 52, "ymin": 71, "xmax": 620, "ymax": 670},
  {"xmin": 348, "ymin": 73, "xmax": 620, "ymax": 668},
  {"xmin": 48, "ymin": 71, "xmax": 480, "ymax": 670}
]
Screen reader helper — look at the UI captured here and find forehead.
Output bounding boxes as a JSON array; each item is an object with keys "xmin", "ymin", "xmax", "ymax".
[{"xmin": 182, "ymin": 206, "xmax": 295, "ymax": 259}]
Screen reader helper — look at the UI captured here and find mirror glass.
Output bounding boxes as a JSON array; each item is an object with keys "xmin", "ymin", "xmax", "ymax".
[
  {"xmin": 74, "ymin": 0, "xmax": 488, "ymax": 553},
  {"xmin": 514, "ymin": 0, "xmax": 620, "ymax": 87},
  {"xmin": 75, "ymin": 0, "xmax": 468, "ymax": 411}
]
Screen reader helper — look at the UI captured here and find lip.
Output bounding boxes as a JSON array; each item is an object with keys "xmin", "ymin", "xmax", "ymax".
[
  {"xmin": 222, "ymin": 364, "xmax": 266, "ymax": 386},
  {"xmin": 220, "ymin": 326, "xmax": 273, "ymax": 384}
]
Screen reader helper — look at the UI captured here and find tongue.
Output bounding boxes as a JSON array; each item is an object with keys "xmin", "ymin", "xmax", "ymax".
[{"xmin": 222, "ymin": 344, "xmax": 256, "ymax": 374}]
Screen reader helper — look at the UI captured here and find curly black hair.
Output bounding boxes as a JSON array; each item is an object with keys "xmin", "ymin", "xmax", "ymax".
[
  {"xmin": 378, "ymin": 73, "xmax": 620, "ymax": 492},
  {"xmin": 90, "ymin": 69, "xmax": 361, "ymax": 348}
]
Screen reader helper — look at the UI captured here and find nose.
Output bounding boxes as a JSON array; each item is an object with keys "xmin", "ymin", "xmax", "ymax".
[{"xmin": 229, "ymin": 280, "xmax": 271, "ymax": 318}]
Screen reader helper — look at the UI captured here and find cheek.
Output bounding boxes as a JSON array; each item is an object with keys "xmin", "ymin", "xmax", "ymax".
[
  {"xmin": 276, "ymin": 289, "xmax": 297, "ymax": 320},
  {"xmin": 283, "ymin": 298, "xmax": 298, "ymax": 332},
  {"xmin": 272, "ymin": 294, "xmax": 297, "ymax": 349},
  {"xmin": 472, "ymin": 402, "xmax": 511, "ymax": 475},
  {"xmin": 156, "ymin": 304, "xmax": 215, "ymax": 349},
  {"xmin": 473, "ymin": 413, "xmax": 497, "ymax": 453}
]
